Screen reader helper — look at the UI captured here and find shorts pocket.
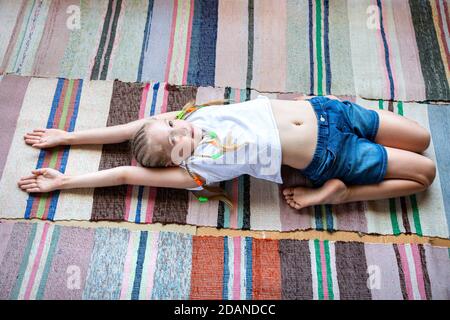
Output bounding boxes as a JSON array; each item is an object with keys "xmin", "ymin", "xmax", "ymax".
[{"xmin": 317, "ymin": 147, "xmax": 338, "ymax": 178}]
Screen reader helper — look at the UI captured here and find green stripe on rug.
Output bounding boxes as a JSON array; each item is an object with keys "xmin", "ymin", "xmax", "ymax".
[
  {"xmin": 397, "ymin": 100, "xmax": 403, "ymax": 116},
  {"xmin": 324, "ymin": 240, "xmax": 334, "ymax": 299},
  {"xmin": 314, "ymin": 239, "xmax": 324, "ymax": 299},
  {"xmin": 389, "ymin": 198, "xmax": 401, "ymax": 235},
  {"xmin": 36, "ymin": 80, "xmax": 75, "ymax": 219},
  {"xmin": 315, "ymin": 0, "xmax": 323, "ymax": 95},
  {"xmin": 36, "ymin": 225, "xmax": 61, "ymax": 299},
  {"xmin": 58, "ymin": 79, "xmax": 75, "ymax": 130}
]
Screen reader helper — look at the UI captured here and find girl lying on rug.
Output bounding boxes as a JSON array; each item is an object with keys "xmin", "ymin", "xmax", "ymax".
[{"xmin": 18, "ymin": 95, "xmax": 435, "ymax": 210}]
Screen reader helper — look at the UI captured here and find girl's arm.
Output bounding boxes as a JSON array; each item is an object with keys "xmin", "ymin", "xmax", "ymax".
[
  {"xmin": 17, "ymin": 165, "xmax": 198, "ymax": 193},
  {"xmin": 24, "ymin": 111, "xmax": 179, "ymax": 148},
  {"xmin": 66, "ymin": 111, "xmax": 179, "ymax": 145}
]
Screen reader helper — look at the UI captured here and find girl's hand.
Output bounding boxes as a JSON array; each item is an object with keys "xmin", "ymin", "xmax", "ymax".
[
  {"xmin": 17, "ymin": 168, "xmax": 66, "ymax": 193},
  {"xmin": 23, "ymin": 128, "xmax": 68, "ymax": 148}
]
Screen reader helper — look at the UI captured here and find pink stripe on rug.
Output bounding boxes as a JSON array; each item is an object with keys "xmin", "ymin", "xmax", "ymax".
[
  {"xmin": 182, "ymin": 0, "xmax": 194, "ymax": 84},
  {"xmin": 32, "ymin": 0, "xmax": 78, "ymax": 75},
  {"xmin": 24, "ymin": 223, "xmax": 50, "ymax": 300},
  {"xmin": 160, "ymin": 83, "xmax": 169, "ymax": 113},
  {"xmin": 232, "ymin": 237, "xmax": 241, "ymax": 300},
  {"xmin": 398, "ymin": 244, "xmax": 414, "ymax": 300},
  {"xmin": 410, "ymin": 244, "xmax": 427, "ymax": 300},
  {"xmin": 164, "ymin": 0, "xmax": 178, "ymax": 82},
  {"xmin": 231, "ymin": 179, "xmax": 239, "ymax": 229},
  {"xmin": 0, "ymin": 75, "xmax": 30, "ymax": 175},
  {"xmin": 235, "ymin": 88, "xmax": 240, "ymax": 102},
  {"xmin": 119, "ymin": 233, "xmax": 136, "ymax": 299},
  {"xmin": 319, "ymin": 241, "xmax": 329, "ymax": 300}
]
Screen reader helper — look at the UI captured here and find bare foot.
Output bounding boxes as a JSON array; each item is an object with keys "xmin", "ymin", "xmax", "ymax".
[{"xmin": 282, "ymin": 179, "xmax": 348, "ymax": 210}]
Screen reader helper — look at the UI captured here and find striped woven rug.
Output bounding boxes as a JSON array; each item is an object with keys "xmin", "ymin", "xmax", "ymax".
[
  {"xmin": 0, "ymin": 75, "xmax": 449, "ymax": 238},
  {"xmin": 0, "ymin": 0, "xmax": 448, "ymax": 101},
  {"xmin": 0, "ymin": 221, "xmax": 448, "ymax": 300}
]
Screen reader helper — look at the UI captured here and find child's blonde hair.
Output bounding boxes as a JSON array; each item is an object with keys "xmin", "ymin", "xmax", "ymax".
[
  {"xmin": 130, "ymin": 119, "xmax": 171, "ymax": 168},
  {"xmin": 130, "ymin": 99, "xmax": 236, "ymax": 209},
  {"xmin": 130, "ymin": 99, "xmax": 229, "ymax": 168}
]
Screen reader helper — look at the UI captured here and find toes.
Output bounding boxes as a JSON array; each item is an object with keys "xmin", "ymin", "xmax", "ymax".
[
  {"xmin": 283, "ymin": 188, "xmax": 294, "ymax": 196},
  {"xmin": 285, "ymin": 198, "xmax": 303, "ymax": 210}
]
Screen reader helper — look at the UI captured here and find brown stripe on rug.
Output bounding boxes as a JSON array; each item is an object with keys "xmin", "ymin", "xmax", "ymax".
[
  {"xmin": 393, "ymin": 244, "xmax": 408, "ymax": 300},
  {"xmin": 0, "ymin": 75, "xmax": 30, "ymax": 175},
  {"xmin": 279, "ymin": 239, "xmax": 313, "ymax": 300},
  {"xmin": 31, "ymin": 0, "xmax": 78, "ymax": 76},
  {"xmin": 151, "ymin": 84, "xmax": 198, "ymax": 225},
  {"xmin": 418, "ymin": 244, "xmax": 432, "ymax": 300},
  {"xmin": 91, "ymin": 80, "xmax": 142, "ymax": 221},
  {"xmin": 334, "ymin": 242, "xmax": 372, "ymax": 300}
]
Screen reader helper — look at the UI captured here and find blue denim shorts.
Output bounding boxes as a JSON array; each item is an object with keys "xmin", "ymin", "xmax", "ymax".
[{"xmin": 300, "ymin": 96, "xmax": 388, "ymax": 187}]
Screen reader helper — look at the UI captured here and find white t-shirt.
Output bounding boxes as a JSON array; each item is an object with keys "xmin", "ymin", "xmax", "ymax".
[{"xmin": 180, "ymin": 95, "xmax": 283, "ymax": 190}]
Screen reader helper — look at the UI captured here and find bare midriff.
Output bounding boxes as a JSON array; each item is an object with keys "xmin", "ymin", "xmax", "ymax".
[{"xmin": 269, "ymin": 99, "xmax": 318, "ymax": 170}]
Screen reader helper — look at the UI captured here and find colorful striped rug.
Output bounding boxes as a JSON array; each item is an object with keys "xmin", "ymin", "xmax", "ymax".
[
  {"xmin": 0, "ymin": 221, "xmax": 448, "ymax": 300},
  {"xmin": 0, "ymin": 0, "xmax": 448, "ymax": 101},
  {"xmin": 0, "ymin": 75, "xmax": 449, "ymax": 238}
]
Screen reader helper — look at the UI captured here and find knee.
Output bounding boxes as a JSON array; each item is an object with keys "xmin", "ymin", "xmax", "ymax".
[
  {"xmin": 417, "ymin": 158, "xmax": 436, "ymax": 189},
  {"xmin": 415, "ymin": 124, "xmax": 431, "ymax": 153}
]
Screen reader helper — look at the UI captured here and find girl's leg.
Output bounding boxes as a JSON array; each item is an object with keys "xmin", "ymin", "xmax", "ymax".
[
  {"xmin": 373, "ymin": 109, "xmax": 430, "ymax": 153},
  {"xmin": 283, "ymin": 146, "xmax": 436, "ymax": 209}
]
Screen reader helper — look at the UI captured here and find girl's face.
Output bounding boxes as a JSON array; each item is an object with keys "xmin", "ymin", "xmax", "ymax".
[{"xmin": 147, "ymin": 119, "xmax": 203, "ymax": 165}]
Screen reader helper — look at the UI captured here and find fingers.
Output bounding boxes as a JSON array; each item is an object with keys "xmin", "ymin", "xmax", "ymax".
[
  {"xmin": 24, "ymin": 130, "xmax": 47, "ymax": 147},
  {"xmin": 20, "ymin": 174, "xmax": 37, "ymax": 180},
  {"xmin": 26, "ymin": 187, "xmax": 41, "ymax": 193},
  {"xmin": 24, "ymin": 132, "xmax": 44, "ymax": 140},
  {"xmin": 20, "ymin": 183, "xmax": 38, "ymax": 190},
  {"xmin": 24, "ymin": 135, "xmax": 46, "ymax": 147},
  {"xmin": 18, "ymin": 179, "xmax": 36, "ymax": 186},
  {"xmin": 24, "ymin": 132, "xmax": 44, "ymax": 138},
  {"xmin": 32, "ymin": 168, "xmax": 47, "ymax": 175}
]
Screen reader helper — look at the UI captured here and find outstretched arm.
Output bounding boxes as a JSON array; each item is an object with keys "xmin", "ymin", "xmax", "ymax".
[
  {"xmin": 24, "ymin": 111, "xmax": 179, "ymax": 148},
  {"xmin": 17, "ymin": 165, "xmax": 198, "ymax": 193}
]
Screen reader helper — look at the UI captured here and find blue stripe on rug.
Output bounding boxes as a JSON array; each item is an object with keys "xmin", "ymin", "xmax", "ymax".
[
  {"xmin": 428, "ymin": 104, "xmax": 450, "ymax": 235},
  {"xmin": 131, "ymin": 231, "xmax": 148, "ymax": 299}
]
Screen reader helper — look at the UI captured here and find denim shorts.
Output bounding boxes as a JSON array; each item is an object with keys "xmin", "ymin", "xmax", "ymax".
[{"xmin": 300, "ymin": 96, "xmax": 388, "ymax": 187}]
